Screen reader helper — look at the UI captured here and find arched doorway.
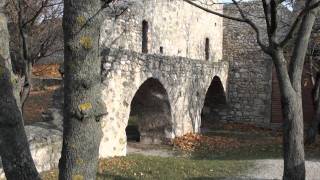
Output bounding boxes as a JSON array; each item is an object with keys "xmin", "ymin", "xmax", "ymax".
[
  {"xmin": 201, "ymin": 76, "xmax": 227, "ymax": 128},
  {"xmin": 126, "ymin": 78, "xmax": 172, "ymax": 144}
]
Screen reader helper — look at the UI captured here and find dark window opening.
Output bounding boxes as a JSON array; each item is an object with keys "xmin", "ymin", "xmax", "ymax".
[
  {"xmin": 205, "ymin": 38, "xmax": 210, "ymax": 61},
  {"xmin": 142, "ymin": 20, "xmax": 149, "ymax": 53},
  {"xmin": 160, "ymin": 46, "xmax": 164, "ymax": 54}
]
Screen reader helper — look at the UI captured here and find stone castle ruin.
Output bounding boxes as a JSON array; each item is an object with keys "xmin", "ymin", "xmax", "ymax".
[
  {"xmin": 98, "ymin": 0, "xmax": 228, "ymax": 157},
  {"xmin": 1, "ymin": 0, "xmax": 311, "ymax": 177}
]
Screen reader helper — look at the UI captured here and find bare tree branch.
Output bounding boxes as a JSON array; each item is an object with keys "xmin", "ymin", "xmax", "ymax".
[
  {"xmin": 184, "ymin": 0, "xmax": 271, "ymax": 54},
  {"xmin": 279, "ymin": 0, "xmax": 320, "ymax": 47}
]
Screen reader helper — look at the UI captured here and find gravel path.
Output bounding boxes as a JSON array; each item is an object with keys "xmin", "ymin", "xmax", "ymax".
[
  {"xmin": 127, "ymin": 142, "xmax": 177, "ymax": 157},
  {"xmin": 243, "ymin": 159, "xmax": 320, "ymax": 180},
  {"xmin": 127, "ymin": 145, "xmax": 175, "ymax": 157}
]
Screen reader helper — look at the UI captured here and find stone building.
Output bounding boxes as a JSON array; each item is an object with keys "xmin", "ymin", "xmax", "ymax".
[
  {"xmin": 98, "ymin": 0, "xmax": 312, "ymax": 157},
  {"xmin": 101, "ymin": 0, "xmax": 223, "ymax": 61},
  {"xmin": 98, "ymin": 0, "xmax": 228, "ymax": 157},
  {"xmin": 2, "ymin": 1, "xmax": 316, "ymax": 177}
]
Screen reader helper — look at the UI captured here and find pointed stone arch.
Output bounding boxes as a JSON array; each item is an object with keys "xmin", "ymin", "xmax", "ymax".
[
  {"xmin": 127, "ymin": 78, "xmax": 173, "ymax": 144},
  {"xmin": 201, "ymin": 76, "xmax": 227, "ymax": 127}
]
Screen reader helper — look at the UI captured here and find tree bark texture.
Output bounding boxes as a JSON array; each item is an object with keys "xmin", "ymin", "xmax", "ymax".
[
  {"xmin": 59, "ymin": 0, "xmax": 107, "ymax": 179},
  {"xmin": 274, "ymin": 1, "xmax": 319, "ymax": 179},
  {"xmin": 0, "ymin": 1, "xmax": 40, "ymax": 179},
  {"xmin": 272, "ymin": 50, "xmax": 305, "ymax": 180}
]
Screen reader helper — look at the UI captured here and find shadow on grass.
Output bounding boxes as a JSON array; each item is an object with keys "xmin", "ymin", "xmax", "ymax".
[
  {"xmin": 186, "ymin": 177, "xmax": 273, "ymax": 180},
  {"xmin": 187, "ymin": 144, "xmax": 283, "ymax": 161},
  {"xmin": 97, "ymin": 173, "xmax": 134, "ymax": 180}
]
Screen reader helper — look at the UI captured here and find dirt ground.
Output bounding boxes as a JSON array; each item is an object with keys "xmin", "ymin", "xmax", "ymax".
[
  {"xmin": 23, "ymin": 64, "xmax": 61, "ymax": 125},
  {"xmin": 23, "ymin": 87, "xmax": 59, "ymax": 125}
]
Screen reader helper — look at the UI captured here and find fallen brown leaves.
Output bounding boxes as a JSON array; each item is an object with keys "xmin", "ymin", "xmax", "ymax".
[
  {"xmin": 172, "ymin": 133, "xmax": 240, "ymax": 153},
  {"xmin": 33, "ymin": 64, "xmax": 61, "ymax": 78},
  {"xmin": 98, "ymin": 157, "xmax": 136, "ymax": 174}
]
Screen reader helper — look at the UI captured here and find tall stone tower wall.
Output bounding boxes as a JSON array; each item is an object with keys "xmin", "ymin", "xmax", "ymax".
[
  {"xmin": 222, "ymin": 2, "xmax": 291, "ymax": 126},
  {"xmin": 101, "ymin": 0, "xmax": 223, "ymax": 62}
]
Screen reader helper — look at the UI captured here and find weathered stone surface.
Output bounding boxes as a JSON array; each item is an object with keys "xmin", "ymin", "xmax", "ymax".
[
  {"xmin": 99, "ymin": 48, "xmax": 228, "ymax": 157},
  {"xmin": 220, "ymin": 2, "xmax": 291, "ymax": 126},
  {"xmin": 101, "ymin": 0, "xmax": 223, "ymax": 62},
  {"xmin": 0, "ymin": 125, "xmax": 62, "ymax": 179}
]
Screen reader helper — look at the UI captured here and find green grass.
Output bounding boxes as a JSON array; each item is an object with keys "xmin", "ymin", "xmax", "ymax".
[
  {"xmin": 191, "ymin": 144, "xmax": 282, "ymax": 161},
  {"xmin": 41, "ymin": 155, "xmax": 252, "ymax": 180},
  {"xmin": 40, "ymin": 123, "xmax": 320, "ymax": 180},
  {"xmin": 96, "ymin": 155, "xmax": 251, "ymax": 180}
]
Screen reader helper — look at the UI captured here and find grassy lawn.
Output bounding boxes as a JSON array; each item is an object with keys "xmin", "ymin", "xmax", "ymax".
[
  {"xmin": 42, "ymin": 155, "xmax": 251, "ymax": 180},
  {"xmin": 40, "ymin": 123, "xmax": 320, "ymax": 180},
  {"xmin": 96, "ymin": 155, "xmax": 251, "ymax": 180}
]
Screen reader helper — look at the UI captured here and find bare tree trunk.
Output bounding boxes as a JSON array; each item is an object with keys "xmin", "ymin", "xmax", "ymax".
[
  {"xmin": 0, "ymin": 1, "xmax": 40, "ymax": 179},
  {"xmin": 273, "ymin": 51, "xmax": 305, "ymax": 180},
  {"xmin": 281, "ymin": 1, "xmax": 319, "ymax": 178},
  {"xmin": 58, "ymin": 0, "xmax": 107, "ymax": 179},
  {"xmin": 20, "ymin": 60, "xmax": 32, "ymax": 112},
  {"xmin": 281, "ymin": 93, "xmax": 305, "ymax": 180}
]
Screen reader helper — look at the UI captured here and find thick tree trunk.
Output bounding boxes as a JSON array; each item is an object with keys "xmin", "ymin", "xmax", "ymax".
[
  {"xmin": 280, "ymin": 1, "xmax": 319, "ymax": 179},
  {"xmin": 0, "ymin": 2, "xmax": 40, "ymax": 179},
  {"xmin": 281, "ymin": 92, "xmax": 305, "ymax": 180},
  {"xmin": 273, "ymin": 51, "xmax": 305, "ymax": 180},
  {"xmin": 58, "ymin": 0, "xmax": 107, "ymax": 179}
]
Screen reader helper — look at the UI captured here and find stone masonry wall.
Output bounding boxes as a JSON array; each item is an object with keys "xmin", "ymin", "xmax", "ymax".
[
  {"xmin": 101, "ymin": 0, "xmax": 223, "ymax": 62},
  {"xmin": 99, "ymin": 48, "xmax": 228, "ymax": 157},
  {"xmin": 221, "ymin": 2, "xmax": 291, "ymax": 126},
  {"xmin": 0, "ymin": 124, "xmax": 62, "ymax": 179}
]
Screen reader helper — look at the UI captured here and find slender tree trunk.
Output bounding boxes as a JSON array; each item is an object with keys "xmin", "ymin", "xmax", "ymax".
[
  {"xmin": 20, "ymin": 60, "xmax": 32, "ymax": 115},
  {"xmin": 17, "ymin": 0, "xmax": 33, "ymax": 113},
  {"xmin": 0, "ymin": 1, "xmax": 40, "ymax": 179},
  {"xmin": 58, "ymin": 0, "xmax": 107, "ymax": 179},
  {"xmin": 273, "ymin": 50, "xmax": 305, "ymax": 180}
]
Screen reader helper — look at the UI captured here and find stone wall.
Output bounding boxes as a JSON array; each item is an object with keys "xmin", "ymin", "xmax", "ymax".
[
  {"xmin": 0, "ymin": 124, "xmax": 62, "ymax": 179},
  {"xmin": 220, "ymin": 2, "xmax": 291, "ymax": 126},
  {"xmin": 99, "ymin": 48, "xmax": 228, "ymax": 157},
  {"xmin": 101, "ymin": 0, "xmax": 223, "ymax": 62}
]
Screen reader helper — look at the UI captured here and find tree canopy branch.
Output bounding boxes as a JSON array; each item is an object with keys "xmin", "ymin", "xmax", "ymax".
[
  {"xmin": 279, "ymin": 0, "xmax": 320, "ymax": 47},
  {"xmin": 183, "ymin": 0, "xmax": 271, "ymax": 54}
]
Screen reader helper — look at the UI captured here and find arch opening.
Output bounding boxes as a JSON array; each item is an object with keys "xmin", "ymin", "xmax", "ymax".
[
  {"xmin": 126, "ymin": 78, "xmax": 172, "ymax": 144},
  {"xmin": 201, "ymin": 76, "xmax": 227, "ymax": 128}
]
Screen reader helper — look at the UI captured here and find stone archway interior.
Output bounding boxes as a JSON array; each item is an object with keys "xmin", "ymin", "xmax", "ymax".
[
  {"xmin": 126, "ymin": 78, "xmax": 172, "ymax": 144},
  {"xmin": 201, "ymin": 76, "xmax": 227, "ymax": 127}
]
